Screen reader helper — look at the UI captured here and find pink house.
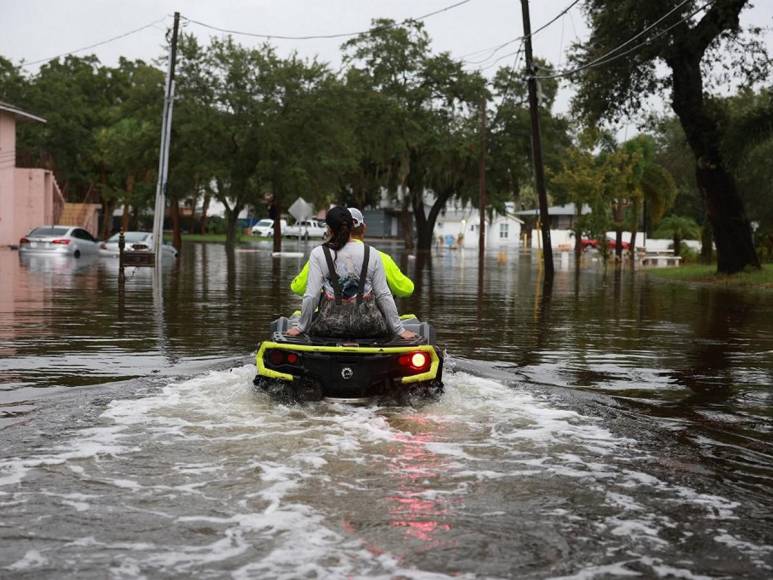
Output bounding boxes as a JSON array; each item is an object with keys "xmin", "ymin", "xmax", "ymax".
[{"xmin": 0, "ymin": 101, "xmax": 65, "ymax": 247}]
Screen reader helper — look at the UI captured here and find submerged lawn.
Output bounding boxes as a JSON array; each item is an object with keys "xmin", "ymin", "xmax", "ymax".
[{"xmin": 647, "ymin": 263, "xmax": 773, "ymax": 289}]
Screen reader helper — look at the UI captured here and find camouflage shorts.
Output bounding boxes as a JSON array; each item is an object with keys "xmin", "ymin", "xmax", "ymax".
[{"xmin": 308, "ymin": 296, "xmax": 390, "ymax": 338}]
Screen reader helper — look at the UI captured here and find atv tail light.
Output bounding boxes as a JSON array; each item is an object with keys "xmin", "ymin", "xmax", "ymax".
[
  {"xmin": 266, "ymin": 349, "xmax": 301, "ymax": 367},
  {"xmin": 52, "ymin": 239, "xmax": 70, "ymax": 245},
  {"xmin": 398, "ymin": 351, "xmax": 430, "ymax": 372}
]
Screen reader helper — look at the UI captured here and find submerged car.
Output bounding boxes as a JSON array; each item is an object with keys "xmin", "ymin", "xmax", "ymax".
[
  {"xmin": 19, "ymin": 225, "xmax": 99, "ymax": 258},
  {"xmin": 251, "ymin": 219, "xmax": 287, "ymax": 237},
  {"xmin": 99, "ymin": 231, "xmax": 178, "ymax": 258},
  {"xmin": 254, "ymin": 314, "xmax": 443, "ymax": 403},
  {"xmin": 283, "ymin": 219, "xmax": 327, "ymax": 239}
]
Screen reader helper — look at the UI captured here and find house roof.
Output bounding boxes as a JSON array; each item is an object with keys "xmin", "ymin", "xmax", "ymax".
[
  {"xmin": 514, "ymin": 203, "xmax": 590, "ymax": 217},
  {"xmin": 0, "ymin": 101, "xmax": 46, "ymax": 123}
]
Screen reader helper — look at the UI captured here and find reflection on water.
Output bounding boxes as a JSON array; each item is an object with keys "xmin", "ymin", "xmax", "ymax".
[{"xmin": 0, "ymin": 243, "xmax": 772, "ymax": 577}]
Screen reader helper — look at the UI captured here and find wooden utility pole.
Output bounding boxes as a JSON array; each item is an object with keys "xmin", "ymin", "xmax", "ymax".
[
  {"xmin": 520, "ymin": 0, "xmax": 554, "ymax": 278},
  {"xmin": 152, "ymin": 11, "xmax": 180, "ymax": 269},
  {"xmin": 478, "ymin": 97, "xmax": 487, "ymax": 270}
]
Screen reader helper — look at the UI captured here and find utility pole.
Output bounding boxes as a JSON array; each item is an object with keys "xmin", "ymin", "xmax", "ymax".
[
  {"xmin": 478, "ymin": 97, "xmax": 487, "ymax": 273},
  {"xmin": 520, "ymin": 0, "xmax": 554, "ymax": 278},
  {"xmin": 152, "ymin": 11, "xmax": 180, "ymax": 270}
]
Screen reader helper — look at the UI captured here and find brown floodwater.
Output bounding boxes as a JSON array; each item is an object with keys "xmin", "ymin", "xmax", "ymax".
[{"xmin": 0, "ymin": 242, "xmax": 771, "ymax": 578}]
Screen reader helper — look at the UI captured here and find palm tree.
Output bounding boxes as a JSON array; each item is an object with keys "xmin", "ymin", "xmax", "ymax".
[{"xmin": 654, "ymin": 215, "xmax": 701, "ymax": 256}]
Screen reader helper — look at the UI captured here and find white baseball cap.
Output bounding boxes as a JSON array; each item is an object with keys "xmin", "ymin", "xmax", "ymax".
[{"xmin": 349, "ymin": 208, "xmax": 365, "ymax": 227}]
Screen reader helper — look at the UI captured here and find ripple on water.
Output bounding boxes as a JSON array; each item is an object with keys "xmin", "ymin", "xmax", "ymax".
[{"xmin": 0, "ymin": 365, "xmax": 771, "ymax": 578}]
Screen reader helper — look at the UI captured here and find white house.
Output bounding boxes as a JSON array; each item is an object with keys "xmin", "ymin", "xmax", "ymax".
[{"xmin": 434, "ymin": 199, "xmax": 523, "ymax": 250}]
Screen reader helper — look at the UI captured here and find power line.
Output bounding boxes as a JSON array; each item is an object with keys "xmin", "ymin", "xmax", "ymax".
[
  {"xmin": 534, "ymin": 0, "xmax": 703, "ymax": 79},
  {"xmin": 21, "ymin": 16, "xmax": 169, "ymax": 68},
  {"xmin": 181, "ymin": 0, "xmax": 474, "ymax": 41},
  {"xmin": 460, "ymin": 0, "xmax": 581, "ymax": 66}
]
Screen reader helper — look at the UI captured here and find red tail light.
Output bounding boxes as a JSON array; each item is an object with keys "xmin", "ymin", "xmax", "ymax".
[
  {"xmin": 19, "ymin": 237, "xmax": 30, "ymax": 245},
  {"xmin": 266, "ymin": 349, "xmax": 301, "ymax": 367},
  {"xmin": 52, "ymin": 239, "xmax": 70, "ymax": 245},
  {"xmin": 398, "ymin": 351, "xmax": 430, "ymax": 372}
]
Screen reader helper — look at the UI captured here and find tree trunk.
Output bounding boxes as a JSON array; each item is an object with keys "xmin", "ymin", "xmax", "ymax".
[
  {"xmin": 613, "ymin": 202, "xmax": 624, "ymax": 259},
  {"xmin": 199, "ymin": 193, "xmax": 211, "ymax": 235},
  {"xmin": 101, "ymin": 199, "xmax": 114, "ymax": 240},
  {"xmin": 225, "ymin": 205, "xmax": 242, "ymax": 251},
  {"xmin": 668, "ymin": 53, "xmax": 759, "ymax": 273},
  {"xmin": 674, "ymin": 234, "xmax": 682, "ymax": 256},
  {"xmin": 122, "ymin": 205, "xmax": 130, "ymax": 232},
  {"xmin": 414, "ymin": 188, "xmax": 453, "ymax": 252},
  {"xmin": 170, "ymin": 196, "xmax": 182, "ymax": 252},
  {"xmin": 701, "ymin": 222, "xmax": 714, "ymax": 264},
  {"xmin": 630, "ymin": 229, "xmax": 638, "ymax": 264},
  {"xmin": 271, "ymin": 198, "xmax": 283, "ymax": 253}
]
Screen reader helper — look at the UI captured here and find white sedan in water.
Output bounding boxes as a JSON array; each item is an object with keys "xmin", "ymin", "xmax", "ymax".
[
  {"xmin": 19, "ymin": 225, "xmax": 99, "ymax": 258},
  {"xmin": 99, "ymin": 231, "xmax": 178, "ymax": 258},
  {"xmin": 283, "ymin": 219, "xmax": 327, "ymax": 238}
]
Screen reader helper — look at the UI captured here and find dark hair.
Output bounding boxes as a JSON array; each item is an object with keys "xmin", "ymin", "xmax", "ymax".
[{"xmin": 324, "ymin": 207, "xmax": 353, "ymax": 251}]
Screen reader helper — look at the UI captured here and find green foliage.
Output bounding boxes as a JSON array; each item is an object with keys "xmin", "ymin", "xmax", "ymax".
[{"xmin": 342, "ymin": 19, "xmax": 490, "ymax": 249}]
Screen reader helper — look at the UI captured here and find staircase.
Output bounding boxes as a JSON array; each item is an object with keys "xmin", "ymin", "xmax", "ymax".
[{"xmin": 60, "ymin": 202, "xmax": 101, "ymax": 237}]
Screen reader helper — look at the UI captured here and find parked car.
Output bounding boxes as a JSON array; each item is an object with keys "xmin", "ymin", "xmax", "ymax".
[
  {"xmin": 251, "ymin": 218, "xmax": 287, "ymax": 237},
  {"xmin": 99, "ymin": 231, "xmax": 178, "ymax": 258},
  {"xmin": 284, "ymin": 219, "xmax": 327, "ymax": 239},
  {"xmin": 19, "ymin": 225, "xmax": 99, "ymax": 258}
]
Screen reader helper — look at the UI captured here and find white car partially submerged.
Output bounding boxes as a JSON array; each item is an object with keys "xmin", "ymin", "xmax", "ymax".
[
  {"xmin": 19, "ymin": 225, "xmax": 99, "ymax": 258},
  {"xmin": 283, "ymin": 219, "xmax": 326, "ymax": 239},
  {"xmin": 99, "ymin": 231, "xmax": 178, "ymax": 258},
  {"xmin": 251, "ymin": 219, "xmax": 287, "ymax": 237}
]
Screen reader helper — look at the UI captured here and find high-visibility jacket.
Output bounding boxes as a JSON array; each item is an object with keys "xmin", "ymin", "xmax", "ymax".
[{"xmin": 290, "ymin": 241, "xmax": 414, "ymax": 298}]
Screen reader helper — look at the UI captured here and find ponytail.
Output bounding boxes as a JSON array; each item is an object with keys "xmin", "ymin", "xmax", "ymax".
[{"xmin": 325, "ymin": 221, "xmax": 351, "ymax": 251}]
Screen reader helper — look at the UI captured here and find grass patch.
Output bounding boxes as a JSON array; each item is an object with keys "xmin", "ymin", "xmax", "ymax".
[{"xmin": 647, "ymin": 263, "xmax": 773, "ymax": 289}]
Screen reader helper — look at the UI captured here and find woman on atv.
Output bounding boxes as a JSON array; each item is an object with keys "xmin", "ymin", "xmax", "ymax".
[{"xmin": 285, "ymin": 207, "xmax": 416, "ymax": 340}]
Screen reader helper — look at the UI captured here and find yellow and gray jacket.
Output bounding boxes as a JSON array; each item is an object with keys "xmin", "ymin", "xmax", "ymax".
[{"xmin": 290, "ymin": 241, "xmax": 414, "ymax": 298}]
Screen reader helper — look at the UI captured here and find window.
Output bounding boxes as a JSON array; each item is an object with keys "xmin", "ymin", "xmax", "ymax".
[
  {"xmin": 499, "ymin": 223, "xmax": 509, "ymax": 239},
  {"xmin": 30, "ymin": 227, "xmax": 69, "ymax": 237}
]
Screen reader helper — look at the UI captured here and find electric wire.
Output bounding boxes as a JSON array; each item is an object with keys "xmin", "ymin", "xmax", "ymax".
[
  {"xmin": 534, "ymin": 0, "xmax": 705, "ymax": 79},
  {"xmin": 180, "ymin": 0, "xmax": 474, "ymax": 41},
  {"xmin": 21, "ymin": 16, "xmax": 169, "ymax": 67},
  {"xmin": 460, "ymin": 0, "xmax": 581, "ymax": 66}
]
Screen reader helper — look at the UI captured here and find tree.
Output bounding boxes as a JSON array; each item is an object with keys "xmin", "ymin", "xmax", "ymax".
[
  {"xmin": 94, "ymin": 59, "xmax": 163, "ymax": 239},
  {"xmin": 342, "ymin": 20, "xmax": 486, "ymax": 252},
  {"xmin": 488, "ymin": 59, "xmax": 571, "ymax": 217},
  {"xmin": 654, "ymin": 215, "xmax": 700, "ymax": 255},
  {"xmin": 572, "ymin": 0, "xmax": 768, "ymax": 273},
  {"xmin": 618, "ymin": 135, "xmax": 677, "ymax": 259},
  {"xmin": 17, "ymin": 55, "xmax": 112, "ymax": 199},
  {"xmin": 551, "ymin": 143, "xmax": 611, "ymax": 257}
]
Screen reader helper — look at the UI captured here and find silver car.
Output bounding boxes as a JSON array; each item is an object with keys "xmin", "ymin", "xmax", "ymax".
[
  {"xmin": 99, "ymin": 231, "xmax": 178, "ymax": 258},
  {"xmin": 19, "ymin": 225, "xmax": 99, "ymax": 258}
]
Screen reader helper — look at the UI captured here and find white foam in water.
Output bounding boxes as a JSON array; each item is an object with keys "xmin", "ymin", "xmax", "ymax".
[
  {"xmin": 6, "ymin": 550, "xmax": 48, "ymax": 571},
  {"xmin": 0, "ymin": 364, "xmax": 766, "ymax": 578}
]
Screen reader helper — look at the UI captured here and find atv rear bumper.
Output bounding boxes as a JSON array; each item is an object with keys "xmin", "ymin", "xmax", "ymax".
[{"xmin": 255, "ymin": 341, "xmax": 443, "ymax": 400}]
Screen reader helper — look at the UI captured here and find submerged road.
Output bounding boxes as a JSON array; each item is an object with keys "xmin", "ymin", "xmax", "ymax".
[{"xmin": 0, "ymin": 243, "xmax": 771, "ymax": 578}]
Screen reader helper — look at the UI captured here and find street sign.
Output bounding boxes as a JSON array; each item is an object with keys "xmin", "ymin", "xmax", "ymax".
[{"xmin": 288, "ymin": 197, "xmax": 313, "ymax": 223}]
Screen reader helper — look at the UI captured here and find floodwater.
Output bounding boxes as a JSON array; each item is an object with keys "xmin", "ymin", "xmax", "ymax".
[{"xmin": 0, "ymin": 242, "xmax": 771, "ymax": 579}]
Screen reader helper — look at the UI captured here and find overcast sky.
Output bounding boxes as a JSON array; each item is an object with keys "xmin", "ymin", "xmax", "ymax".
[{"xmin": 2, "ymin": 0, "xmax": 772, "ymax": 120}]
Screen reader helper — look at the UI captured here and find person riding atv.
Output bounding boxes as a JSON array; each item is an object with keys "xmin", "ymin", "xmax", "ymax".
[
  {"xmin": 255, "ymin": 207, "xmax": 443, "ymax": 402},
  {"xmin": 289, "ymin": 207, "xmax": 414, "ymax": 299},
  {"xmin": 285, "ymin": 207, "xmax": 415, "ymax": 340}
]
